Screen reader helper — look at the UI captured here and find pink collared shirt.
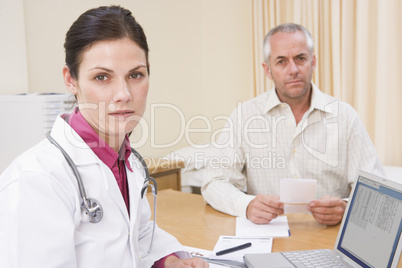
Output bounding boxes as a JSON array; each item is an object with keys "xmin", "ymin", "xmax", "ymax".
[{"xmin": 63, "ymin": 108, "xmax": 175, "ymax": 267}]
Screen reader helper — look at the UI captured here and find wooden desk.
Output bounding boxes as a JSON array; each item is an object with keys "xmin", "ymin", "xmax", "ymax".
[
  {"xmin": 147, "ymin": 189, "xmax": 338, "ymax": 251},
  {"xmin": 147, "ymin": 159, "xmax": 184, "ymax": 191},
  {"xmin": 148, "ymin": 189, "xmax": 402, "ymax": 267}
]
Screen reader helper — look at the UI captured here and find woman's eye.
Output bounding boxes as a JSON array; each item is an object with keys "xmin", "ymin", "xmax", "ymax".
[
  {"xmin": 130, "ymin": 73, "xmax": 143, "ymax": 79},
  {"xmin": 95, "ymin": 75, "xmax": 108, "ymax": 81}
]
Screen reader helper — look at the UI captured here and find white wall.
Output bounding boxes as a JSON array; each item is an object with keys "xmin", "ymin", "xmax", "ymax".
[
  {"xmin": 0, "ymin": 0, "xmax": 29, "ymax": 93},
  {"xmin": 3, "ymin": 0, "xmax": 253, "ymax": 157}
]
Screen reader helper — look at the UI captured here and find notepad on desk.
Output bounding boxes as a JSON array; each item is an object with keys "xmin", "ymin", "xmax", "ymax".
[{"xmin": 235, "ymin": 216, "xmax": 290, "ymax": 237}]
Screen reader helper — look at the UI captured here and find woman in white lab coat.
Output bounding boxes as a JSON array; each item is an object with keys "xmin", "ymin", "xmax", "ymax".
[{"xmin": 0, "ymin": 6, "xmax": 207, "ymax": 268}]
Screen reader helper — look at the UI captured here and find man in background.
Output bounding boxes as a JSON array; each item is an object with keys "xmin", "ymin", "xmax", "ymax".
[{"xmin": 201, "ymin": 23, "xmax": 383, "ymax": 226}]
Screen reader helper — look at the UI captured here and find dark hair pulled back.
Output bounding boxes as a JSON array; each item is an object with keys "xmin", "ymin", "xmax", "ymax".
[{"xmin": 64, "ymin": 5, "xmax": 149, "ymax": 79}]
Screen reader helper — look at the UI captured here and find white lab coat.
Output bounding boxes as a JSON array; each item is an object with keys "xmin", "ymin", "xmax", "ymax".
[{"xmin": 0, "ymin": 116, "xmax": 190, "ymax": 268}]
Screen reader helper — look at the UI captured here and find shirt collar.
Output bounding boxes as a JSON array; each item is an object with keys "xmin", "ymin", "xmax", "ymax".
[
  {"xmin": 263, "ymin": 88, "xmax": 283, "ymax": 114},
  {"xmin": 62, "ymin": 107, "xmax": 133, "ymax": 172},
  {"xmin": 263, "ymin": 82, "xmax": 333, "ymax": 115},
  {"xmin": 310, "ymin": 83, "xmax": 336, "ymax": 114},
  {"xmin": 121, "ymin": 136, "xmax": 133, "ymax": 172}
]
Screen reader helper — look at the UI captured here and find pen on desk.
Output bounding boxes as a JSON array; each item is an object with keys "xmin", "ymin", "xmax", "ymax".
[{"xmin": 215, "ymin": 242, "xmax": 252, "ymax": 256}]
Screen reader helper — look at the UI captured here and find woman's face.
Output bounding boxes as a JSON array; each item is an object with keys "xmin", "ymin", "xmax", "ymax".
[{"xmin": 64, "ymin": 38, "xmax": 149, "ymax": 144}]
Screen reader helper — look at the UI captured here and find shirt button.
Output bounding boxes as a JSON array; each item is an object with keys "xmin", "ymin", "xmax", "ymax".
[{"xmin": 292, "ymin": 149, "xmax": 296, "ymax": 155}]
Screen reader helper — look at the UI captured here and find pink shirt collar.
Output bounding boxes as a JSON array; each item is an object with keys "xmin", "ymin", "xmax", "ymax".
[{"xmin": 62, "ymin": 108, "xmax": 132, "ymax": 172}]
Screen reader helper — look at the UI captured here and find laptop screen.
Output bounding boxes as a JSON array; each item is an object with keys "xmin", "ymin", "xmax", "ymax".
[{"xmin": 337, "ymin": 175, "xmax": 402, "ymax": 267}]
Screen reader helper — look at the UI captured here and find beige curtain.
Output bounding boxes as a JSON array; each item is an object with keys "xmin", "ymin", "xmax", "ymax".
[{"xmin": 251, "ymin": 0, "xmax": 402, "ymax": 166}]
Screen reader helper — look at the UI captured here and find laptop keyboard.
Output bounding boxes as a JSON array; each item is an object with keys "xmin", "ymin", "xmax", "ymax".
[{"xmin": 282, "ymin": 249, "xmax": 348, "ymax": 268}]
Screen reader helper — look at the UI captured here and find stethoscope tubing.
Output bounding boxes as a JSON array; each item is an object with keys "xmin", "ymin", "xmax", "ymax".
[{"xmin": 46, "ymin": 132, "xmax": 90, "ymax": 208}]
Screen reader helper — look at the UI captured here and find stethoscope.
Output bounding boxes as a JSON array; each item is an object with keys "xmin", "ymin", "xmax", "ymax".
[{"xmin": 46, "ymin": 132, "xmax": 157, "ymax": 258}]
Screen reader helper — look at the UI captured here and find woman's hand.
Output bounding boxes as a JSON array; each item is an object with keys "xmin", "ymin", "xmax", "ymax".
[{"xmin": 164, "ymin": 255, "xmax": 208, "ymax": 268}]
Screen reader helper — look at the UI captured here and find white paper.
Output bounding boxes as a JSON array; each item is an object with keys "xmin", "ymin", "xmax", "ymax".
[
  {"xmin": 185, "ymin": 246, "xmax": 213, "ymax": 258},
  {"xmin": 185, "ymin": 246, "xmax": 245, "ymax": 267},
  {"xmin": 280, "ymin": 178, "xmax": 317, "ymax": 214},
  {"xmin": 235, "ymin": 216, "xmax": 289, "ymax": 237},
  {"xmin": 210, "ymin": 236, "xmax": 273, "ymax": 262},
  {"xmin": 208, "ymin": 263, "xmax": 234, "ymax": 268}
]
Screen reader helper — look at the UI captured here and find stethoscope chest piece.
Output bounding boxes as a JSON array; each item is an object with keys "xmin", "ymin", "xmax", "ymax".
[{"xmin": 81, "ymin": 198, "xmax": 103, "ymax": 223}]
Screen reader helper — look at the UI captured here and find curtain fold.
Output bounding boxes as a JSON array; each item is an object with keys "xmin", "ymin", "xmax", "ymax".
[{"xmin": 251, "ymin": 0, "xmax": 402, "ymax": 166}]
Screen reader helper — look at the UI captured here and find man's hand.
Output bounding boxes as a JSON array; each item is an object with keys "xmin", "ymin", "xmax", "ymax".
[
  {"xmin": 308, "ymin": 195, "xmax": 347, "ymax": 226},
  {"xmin": 246, "ymin": 194, "xmax": 284, "ymax": 224},
  {"xmin": 164, "ymin": 255, "xmax": 208, "ymax": 268}
]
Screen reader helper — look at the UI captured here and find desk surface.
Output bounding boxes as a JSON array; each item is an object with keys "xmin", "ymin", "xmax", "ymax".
[
  {"xmin": 147, "ymin": 189, "xmax": 339, "ymax": 251},
  {"xmin": 148, "ymin": 189, "xmax": 402, "ymax": 267}
]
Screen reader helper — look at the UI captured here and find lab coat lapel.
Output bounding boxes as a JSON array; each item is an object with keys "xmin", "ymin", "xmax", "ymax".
[
  {"xmin": 50, "ymin": 116, "xmax": 98, "ymax": 166},
  {"xmin": 101, "ymin": 163, "xmax": 131, "ymax": 223},
  {"xmin": 127, "ymin": 154, "xmax": 145, "ymax": 229}
]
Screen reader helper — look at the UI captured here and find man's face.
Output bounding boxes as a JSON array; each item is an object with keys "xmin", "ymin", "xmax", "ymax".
[{"xmin": 262, "ymin": 31, "xmax": 316, "ymax": 103}]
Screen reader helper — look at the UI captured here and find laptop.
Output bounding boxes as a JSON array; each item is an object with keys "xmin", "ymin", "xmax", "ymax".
[{"xmin": 244, "ymin": 171, "xmax": 402, "ymax": 268}]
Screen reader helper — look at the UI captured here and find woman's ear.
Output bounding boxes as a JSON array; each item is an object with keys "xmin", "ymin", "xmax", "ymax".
[{"xmin": 63, "ymin": 65, "xmax": 78, "ymax": 95}]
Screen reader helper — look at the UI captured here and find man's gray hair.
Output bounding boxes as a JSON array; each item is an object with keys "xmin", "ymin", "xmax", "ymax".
[{"xmin": 263, "ymin": 23, "xmax": 314, "ymax": 64}]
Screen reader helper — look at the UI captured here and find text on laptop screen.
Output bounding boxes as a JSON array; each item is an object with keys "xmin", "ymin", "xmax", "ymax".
[{"xmin": 337, "ymin": 176, "xmax": 402, "ymax": 267}]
